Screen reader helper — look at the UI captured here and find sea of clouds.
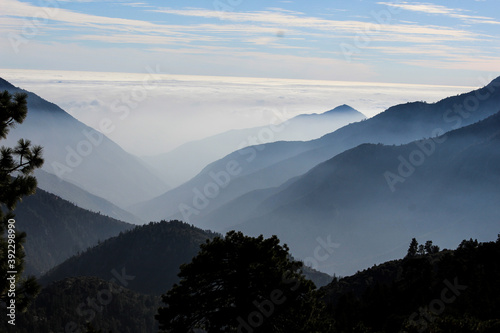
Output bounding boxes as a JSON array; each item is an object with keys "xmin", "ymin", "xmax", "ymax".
[{"xmin": 1, "ymin": 69, "xmax": 475, "ymax": 156}]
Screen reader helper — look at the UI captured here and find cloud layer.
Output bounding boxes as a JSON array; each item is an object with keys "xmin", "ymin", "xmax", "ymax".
[{"xmin": 0, "ymin": 69, "xmax": 475, "ymax": 156}]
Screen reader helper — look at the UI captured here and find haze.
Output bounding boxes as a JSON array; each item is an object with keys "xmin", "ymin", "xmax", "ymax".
[{"xmin": 0, "ymin": 69, "xmax": 475, "ymax": 156}]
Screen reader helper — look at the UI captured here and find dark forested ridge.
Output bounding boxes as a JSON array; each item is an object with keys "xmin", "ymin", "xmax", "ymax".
[
  {"xmin": 1, "ymin": 276, "xmax": 160, "ymax": 333},
  {"xmin": 40, "ymin": 220, "xmax": 221, "ymax": 295},
  {"xmin": 14, "ymin": 187, "xmax": 132, "ymax": 276},
  {"xmin": 40, "ymin": 220, "xmax": 332, "ymax": 296},
  {"xmin": 322, "ymin": 236, "xmax": 500, "ymax": 332},
  {"xmin": 7, "ymin": 233, "xmax": 498, "ymax": 333}
]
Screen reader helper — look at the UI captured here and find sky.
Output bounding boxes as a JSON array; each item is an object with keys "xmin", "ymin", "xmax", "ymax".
[
  {"xmin": 1, "ymin": 0, "xmax": 499, "ymax": 85},
  {"xmin": 0, "ymin": 0, "xmax": 499, "ymax": 155}
]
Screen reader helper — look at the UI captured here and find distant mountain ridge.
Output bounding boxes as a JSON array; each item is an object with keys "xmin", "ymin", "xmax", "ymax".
[
  {"xmin": 209, "ymin": 110, "xmax": 500, "ymax": 275},
  {"xmin": 141, "ymin": 104, "xmax": 365, "ymax": 188},
  {"xmin": 133, "ymin": 77, "xmax": 500, "ymax": 223},
  {"xmin": 0, "ymin": 77, "xmax": 169, "ymax": 208},
  {"xmin": 35, "ymin": 169, "xmax": 144, "ymax": 224},
  {"xmin": 296, "ymin": 104, "xmax": 359, "ymax": 117}
]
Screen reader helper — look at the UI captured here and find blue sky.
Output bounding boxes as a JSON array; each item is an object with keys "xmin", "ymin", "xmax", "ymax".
[{"xmin": 1, "ymin": 0, "xmax": 499, "ymax": 85}]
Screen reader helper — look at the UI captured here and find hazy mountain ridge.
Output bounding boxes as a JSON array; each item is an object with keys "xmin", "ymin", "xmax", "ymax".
[
  {"xmin": 35, "ymin": 169, "xmax": 144, "ymax": 224},
  {"xmin": 0, "ymin": 77, "xmax": 169, "ymax": 208},
  {"xmin": 216, "ymin": 110, "xmax": 500, "ymax": 275},
  {"xmin": 130, "ymin": 139, "xmax": 314, "ymax": 220},
  {"xmin": 134, "ymin": 77, "xmax": 500, "ymax": 223},
  {"xmin": 141, "ymin": 104, "xmax": 365, "ymax": 188}
]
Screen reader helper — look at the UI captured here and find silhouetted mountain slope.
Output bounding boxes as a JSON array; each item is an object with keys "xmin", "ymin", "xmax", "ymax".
[
  {"xmin": 40, "ymin": 221, "xmax": 332, "ymax": 296},
  {"xmin": 134, "ymin": 77, "xmax": 500, "ymax": 223},
  {"xmin": 2, "ymin": 277, "xmax": 159, "ymax": 333},
  {"xmin": 0, "ymin": 77, "xmax": 169, "ymax": 207},
  {"xmin": 35, "ymin": 169, "xmax": 144, "ymax": 224},
  {"xmin": 40, "ymin": 221, "xmax": 220, "ymax": 295},
  {"xmin": 141, "ymin": 104, "xmax": 365, "ymax": 188},
  {"xmin": 14, "ymin": 188, "xmax": 132, "ymax": 276},
  {"xmin": 322, "ymin": 237, "xmax": 500, "ymax": 332},
  {"xmin": 218, "ymin": 111, "xmax": 500, "ymax": 276}
]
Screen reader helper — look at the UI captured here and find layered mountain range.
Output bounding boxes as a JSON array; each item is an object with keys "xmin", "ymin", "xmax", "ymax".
[
  {"xmin": 141, "ymin": 104, "xmax": 365, "ymax": 187},
  {"xmin": 209, "ymin": 111, "xmax": 500, "ymax": 275},
  {"xmin": 2, "ymin": 76, "xmax": 499, "ymax": 278},
  {"xmin": 132, "ymin": 78, "xmax": 500, "ymax": 226},
  {"xmin": 129, "ymin": 77, "xmax": 500, "ymax": 275}
]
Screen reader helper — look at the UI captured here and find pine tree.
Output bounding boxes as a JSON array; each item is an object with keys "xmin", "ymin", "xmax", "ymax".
[
  {"xmin": 0, "ymin": 91, "xmax": 44, "ymax": 311},
  {"xmin": 156, "ymin": 231, "xmax": 332, "ymax": 332},
  {"xmin": 406, "ymin": 238, "xmax": 418, "ymax": 258}
]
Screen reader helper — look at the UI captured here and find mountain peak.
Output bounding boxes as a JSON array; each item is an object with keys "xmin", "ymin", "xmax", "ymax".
[
  {"xmin": 323, "ymin": 104, "xmax": 360, "ymax": 115},
  {"xmin": 294, "ymin": 104, "xmax": 365, "ymax": 119}
]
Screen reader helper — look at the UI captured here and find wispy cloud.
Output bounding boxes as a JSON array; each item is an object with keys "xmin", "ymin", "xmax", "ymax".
[
  {"xmin": 1, "ymin": 0, "xmax": 498, "ymax": 83},
  {"xmin": 401, "ymin": 57, "xmax": 500, "ymax": 72},
  {"xmin": 119, "ymin": 2, "xmax": 152, "ymax": 8},
  {"xmin": 1, "ymin": 0, "xmax": 485, "ymax": 47},
  {"xmin": 3, "ymin": 0, "xmax": 164, "ymax": 29},
  {"xmin": 378, "ymin": 2, "xmax": 500, "ymax": 25},
  {"xmin": 368, "ymin": 44, "xmax": 500, "ymax": 64},
  {"xmin": 152, "ymin": 7, "xmax": 479, "ymax": 40},
  {"xmin": 2, "ymin": 0, "xmax": 480, "ymax": 60}
]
